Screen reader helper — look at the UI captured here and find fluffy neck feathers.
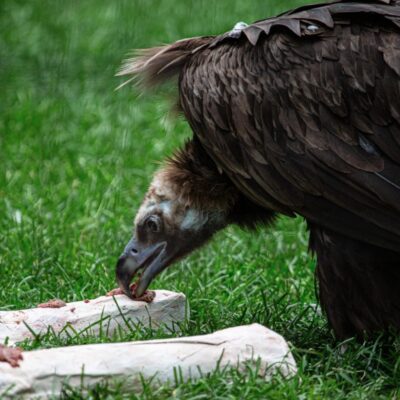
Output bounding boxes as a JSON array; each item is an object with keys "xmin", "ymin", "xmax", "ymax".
[
  {"xmin": 146, "ymin": 137, "xmax": 276, "ymax": 231},
  {"xmin": 155, "ymin": 137, "xmax": 239, "ymax": 212}
]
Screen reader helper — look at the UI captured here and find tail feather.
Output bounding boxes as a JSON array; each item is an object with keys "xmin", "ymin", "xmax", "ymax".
[{"xmin": 116, "ymin": 37, "xmax": 214, "ymax": 90}]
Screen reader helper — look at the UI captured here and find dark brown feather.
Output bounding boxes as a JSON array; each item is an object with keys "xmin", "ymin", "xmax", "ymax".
[
  {"xmin": 117, "ymin": 37, "xmax": 214, "ymax": 89},
  {"xmin": 310, "ymin": 224, "xmax": 400, "ymax": 339}
]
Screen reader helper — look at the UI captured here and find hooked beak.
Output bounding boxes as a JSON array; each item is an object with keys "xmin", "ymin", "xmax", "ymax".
[{"xmin": 116, "ymin": 238, "xmax": 168, "ymax": 298}]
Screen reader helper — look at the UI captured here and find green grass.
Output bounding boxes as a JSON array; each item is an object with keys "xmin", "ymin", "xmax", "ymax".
[{"xmin": 1, "ymin": 0, "xmax": 400, "ymax": 398}]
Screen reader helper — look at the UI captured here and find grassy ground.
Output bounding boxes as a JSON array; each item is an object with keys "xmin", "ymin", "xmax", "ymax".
[{"xmin": 1, "ymin": 0, "xmax": 400, "ymax": 398}]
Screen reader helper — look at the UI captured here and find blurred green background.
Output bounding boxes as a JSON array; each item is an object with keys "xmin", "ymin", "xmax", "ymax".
[{"xmin": 1, "ymin": 1, "xmax": 399, "ymax": 398}]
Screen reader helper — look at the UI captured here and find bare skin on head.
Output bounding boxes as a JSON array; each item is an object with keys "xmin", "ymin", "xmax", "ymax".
[{"xmin": 116, "ymin": 139, "xmax": 275, "ymax": 298}]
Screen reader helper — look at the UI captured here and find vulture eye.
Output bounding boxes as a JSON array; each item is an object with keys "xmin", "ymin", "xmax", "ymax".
[{"xmin": 145, "ymin": 215, "xmax": 161, "ymax": 233}]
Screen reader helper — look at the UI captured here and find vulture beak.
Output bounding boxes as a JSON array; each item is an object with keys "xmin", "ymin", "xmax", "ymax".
[{"xmin": 116, "ymin": 238, "xmax": 168, "ymax": 298}]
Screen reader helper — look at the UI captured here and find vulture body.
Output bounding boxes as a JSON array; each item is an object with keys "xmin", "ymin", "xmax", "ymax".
[{"xmin": 117, "ymin": 0, "xmax": 400, "ymax": 339}]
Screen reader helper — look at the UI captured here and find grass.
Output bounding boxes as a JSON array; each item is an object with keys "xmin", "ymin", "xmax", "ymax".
[{"xmin": 1, "ymin": 0, "xmax": 400, "ymax": 398}]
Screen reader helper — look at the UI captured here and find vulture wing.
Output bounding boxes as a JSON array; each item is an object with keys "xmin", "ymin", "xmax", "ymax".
[{"xmin": 179, "ymin": 0, "xmax": 400, "ymax": 251}]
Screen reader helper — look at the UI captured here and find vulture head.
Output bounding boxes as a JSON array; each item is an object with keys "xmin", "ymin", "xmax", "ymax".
[
  {"xmin": 116, "ymin": 140, "xmax": 274, "ymax": 297},
  {"xmin": 116, "ymin": 141, "xmax": 228, "ymax": 298},
  {"xmin": 116, "ymin": 170, "xmax": 227, "ymax": 297}
]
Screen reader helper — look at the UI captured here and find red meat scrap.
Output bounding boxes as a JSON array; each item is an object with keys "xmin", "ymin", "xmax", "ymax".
[
  {"xmin": 106, "ymin": 284, "xmax": 155, "ymax": 303},
  {"xmin": 0, "ymin": 345, "xmax": 23, "ymax": 368},
  {"xmin": 37, "ymin": 299, "xmax": 67, "ymax": 308},
  {"xmin": 106, "ymin": 287, "xmax": 124, "ymax": 296}
]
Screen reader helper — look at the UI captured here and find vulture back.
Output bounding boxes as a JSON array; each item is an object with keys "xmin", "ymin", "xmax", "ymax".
[{"xmin": 119, "ymin": 0, "xmax": 400, "ymax": 252}]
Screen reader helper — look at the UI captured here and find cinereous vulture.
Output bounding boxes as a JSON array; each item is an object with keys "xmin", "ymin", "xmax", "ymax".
[{"xmin": 116, "ymin": 0, "xmax": 400, "ymax": 339}]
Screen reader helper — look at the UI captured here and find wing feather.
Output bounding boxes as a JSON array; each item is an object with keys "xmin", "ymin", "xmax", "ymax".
[{"xmin": 180, "ymin": 1, "xmax": 400, "ymax": 250}]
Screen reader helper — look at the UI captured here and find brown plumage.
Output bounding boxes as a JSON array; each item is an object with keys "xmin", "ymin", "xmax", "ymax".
[{"xmin": 117, "ymin": 0, "xmax": 400, "ymax": 339}]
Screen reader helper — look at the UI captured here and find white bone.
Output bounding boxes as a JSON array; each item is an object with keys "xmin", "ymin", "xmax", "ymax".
[
  {"xmin": 0, "ymin": 323, "xmax": 297, "ymax": 398},
  {"xmin": 0, "ymin": 290, "xmax": 187, "ymax": 345}
]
